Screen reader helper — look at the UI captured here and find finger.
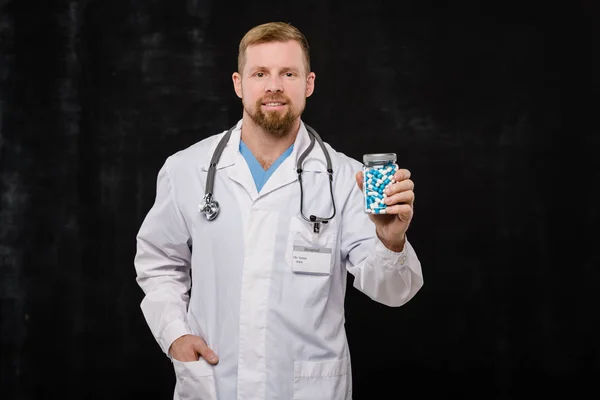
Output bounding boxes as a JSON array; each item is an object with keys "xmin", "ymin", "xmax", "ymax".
[
  {"xmin": 383, "ymin": 190, "xmax": 414, "ymax": 207},
  {"xmin": 384, "ymin": 179, "xmax": 414, "ymax": 196},
  {"xmin": 383, "ymin": 203, "xmax": 413, "ymax": 221},
  {"xmin": 355, "ymin": 171, "xmax": 364, "ymax": 192},
  {"xmin": 194, "ymin": 337, "xmax": 219, "ymax": 364},
  {"xmin": 393, "ymin": 168, "xmax": 411, "ymax": 182}
]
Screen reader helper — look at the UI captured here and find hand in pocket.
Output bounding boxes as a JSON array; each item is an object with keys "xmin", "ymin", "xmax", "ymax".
[{"xmin": 169, "ymin": 334, "xmax": 219, "ymax": 364}]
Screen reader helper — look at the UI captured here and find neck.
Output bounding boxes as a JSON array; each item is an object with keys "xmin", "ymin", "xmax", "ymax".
[{"xmin": 240, "ymin": 114, "xmax": 300, "ymax": 170}]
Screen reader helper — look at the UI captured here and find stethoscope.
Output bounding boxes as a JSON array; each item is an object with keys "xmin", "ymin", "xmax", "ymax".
[{"xmin": 198, "ymin": 123, "xmax": 336, "ymax": 233}]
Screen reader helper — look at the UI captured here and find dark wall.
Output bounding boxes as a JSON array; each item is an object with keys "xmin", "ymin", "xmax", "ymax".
[{"xmin": 1, "ymin": 0, "xmax": 597, "ymax": 399}]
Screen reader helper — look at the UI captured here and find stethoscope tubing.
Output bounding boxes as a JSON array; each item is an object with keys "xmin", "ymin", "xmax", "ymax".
[{"xmin": 199, "ymin": 123, "xmax": 336, "ymax": 224}]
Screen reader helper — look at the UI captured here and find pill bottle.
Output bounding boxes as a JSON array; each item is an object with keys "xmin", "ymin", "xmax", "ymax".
[{"xmin": 362, "ymin": 153, "xmax": 398, "ymax": 214}]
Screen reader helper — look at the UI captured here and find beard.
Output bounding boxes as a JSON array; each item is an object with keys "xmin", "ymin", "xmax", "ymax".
[{"xmin": 245, "ymin": 94, "xmax": 303, "ymax": 138}]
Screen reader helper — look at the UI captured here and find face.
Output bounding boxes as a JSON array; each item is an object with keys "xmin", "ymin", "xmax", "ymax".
[{"xmin": 232, "ymin": 40, "xmax": 315, "ymax": 138}]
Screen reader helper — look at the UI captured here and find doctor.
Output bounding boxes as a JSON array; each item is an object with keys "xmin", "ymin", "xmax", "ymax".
[{"xmin": 134, "ymin": 21, "xmax": 423, "ymax": 400}]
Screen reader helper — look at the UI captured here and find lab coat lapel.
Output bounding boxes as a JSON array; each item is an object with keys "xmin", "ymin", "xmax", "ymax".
[
  {"xmin": 228, "ymin": 151, "xmax": 259, "ymax": 200},
  {"xmin": 223, "ymin": 127, "xmax": 260, "ymax": 200},
  {"xmin": 198, "ymin": 121, "xmax": 260, "ymax": 201}
]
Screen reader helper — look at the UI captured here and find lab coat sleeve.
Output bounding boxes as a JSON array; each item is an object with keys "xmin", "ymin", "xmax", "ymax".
[
  {"xmin": 134, "ymin": 158, "xmax": 194, "ymax": 357},
  {"xmin": 342, "ymin": 181, "xmax": 424, "ymax": 307}
]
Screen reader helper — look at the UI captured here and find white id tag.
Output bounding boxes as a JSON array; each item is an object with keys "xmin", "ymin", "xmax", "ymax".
[{"xmin": 291, "ymin": 245, "xmax": 332, "ymax": 275}]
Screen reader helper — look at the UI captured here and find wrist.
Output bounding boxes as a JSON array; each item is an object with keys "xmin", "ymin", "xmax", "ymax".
[{"xmin": 376, "ymin": 230, "xmax": 406, "ymax": 253}]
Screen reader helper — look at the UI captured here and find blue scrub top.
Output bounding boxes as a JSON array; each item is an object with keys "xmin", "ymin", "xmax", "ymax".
[{"xmin": 239, "ymin": 140, "xmax": 294, "ymax": 192}]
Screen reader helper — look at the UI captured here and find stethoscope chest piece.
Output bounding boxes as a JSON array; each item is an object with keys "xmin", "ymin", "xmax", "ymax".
[{"xmin": 199, "ymin": 193, "xmax": 220, "ymax": 221}]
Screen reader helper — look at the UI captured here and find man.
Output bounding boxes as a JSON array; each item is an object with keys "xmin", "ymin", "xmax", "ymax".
[{"xmin": 135, "ymin": 21, "xmax": 423, "ymax": 400}]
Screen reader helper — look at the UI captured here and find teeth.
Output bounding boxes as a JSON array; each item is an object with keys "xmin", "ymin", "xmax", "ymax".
[{"xmin": 265, "ymin": 102, "xmax": 283, "ymax": 106}]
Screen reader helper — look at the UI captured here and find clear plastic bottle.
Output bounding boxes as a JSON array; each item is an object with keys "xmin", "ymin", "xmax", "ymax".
[{"xmin": 362, "ymin": 153, "xmax": 398, "ymax": 214}]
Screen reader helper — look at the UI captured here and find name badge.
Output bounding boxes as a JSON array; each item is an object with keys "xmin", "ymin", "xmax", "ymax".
[{"xmin": 292, "ymin": 245, "xmax": 332, "ymax": 275}]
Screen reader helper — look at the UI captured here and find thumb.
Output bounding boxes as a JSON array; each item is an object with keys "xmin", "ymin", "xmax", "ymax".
[
  {"xmin": 194, "ymin": 337, "xmax": 219, "ymax": 365},
  {"xmin": 355, "ymin": 171, "xmax": 364, "ymax": 192}
]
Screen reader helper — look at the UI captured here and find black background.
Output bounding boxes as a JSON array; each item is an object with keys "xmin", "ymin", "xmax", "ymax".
[{"xmin": 1, "ymin": 0, "xmax": 598, "ymax": 399}]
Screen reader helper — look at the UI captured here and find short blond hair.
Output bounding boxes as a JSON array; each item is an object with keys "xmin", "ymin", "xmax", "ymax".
[{"xmin": 238, "ymin": 22, "xmax": 311, "ymax": 74}]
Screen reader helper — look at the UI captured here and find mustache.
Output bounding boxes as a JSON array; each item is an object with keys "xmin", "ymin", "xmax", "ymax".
[{"xmin": 260, "ymin": 95, "xmax": 289, "ymax": 103}]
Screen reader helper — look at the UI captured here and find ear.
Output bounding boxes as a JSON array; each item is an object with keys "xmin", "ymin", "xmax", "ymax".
[
  {"xmin": 305, "ymin": 72, "xmax": 316, "ymax": 98},
  {"xmin": 232, "ymin": 72, "xmax": 242, "ymax": 98}
]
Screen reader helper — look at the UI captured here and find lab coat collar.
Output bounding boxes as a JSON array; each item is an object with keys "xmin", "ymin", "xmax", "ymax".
[
  {"xmin": 200, "ymin": 119, "xmax": 330, "ymax": 200},
  {"xmin": 290, "ymin": 121, "xmax": 330, "ymax": 172},
  {"xmin": 199, "ymin": 120, "xmax": 242, "ymax": 172},
  {"xmin": 256, "ymin": 120, "xmax": 330, "ymax": 198}
]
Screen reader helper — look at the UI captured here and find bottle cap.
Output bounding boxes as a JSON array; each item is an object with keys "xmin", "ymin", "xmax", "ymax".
[{"xmin": 363, "ymin": 153, "xmax": 397, "ymax": 165}]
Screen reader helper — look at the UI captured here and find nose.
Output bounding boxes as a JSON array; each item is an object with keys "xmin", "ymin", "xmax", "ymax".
[{"xmin": 265, "ymin": 74, "xmax": 283, "ymax": 93}]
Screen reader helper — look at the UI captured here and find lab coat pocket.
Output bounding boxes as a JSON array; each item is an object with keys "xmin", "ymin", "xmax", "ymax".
[
  {"xmin": 287, "ymin": 217, "xmax": 338, "ymax": 276},
  {"xmin": 172, "ymin": 358, "xmax": 217, "ymax": 400},
  {"xmin": 293, "ymin": 357, "xmax": 351, "ymax": 400}
]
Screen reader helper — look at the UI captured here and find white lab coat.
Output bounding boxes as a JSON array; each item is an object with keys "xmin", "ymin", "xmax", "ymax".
[{"xmin": 134, "ymin": 119, "xmax": 423, "ymax": 400}]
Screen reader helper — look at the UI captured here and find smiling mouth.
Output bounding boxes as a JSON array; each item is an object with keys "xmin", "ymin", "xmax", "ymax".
[{"xmin": 262, "ymin": 102, "xmax": 286, "ymax": 107}]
